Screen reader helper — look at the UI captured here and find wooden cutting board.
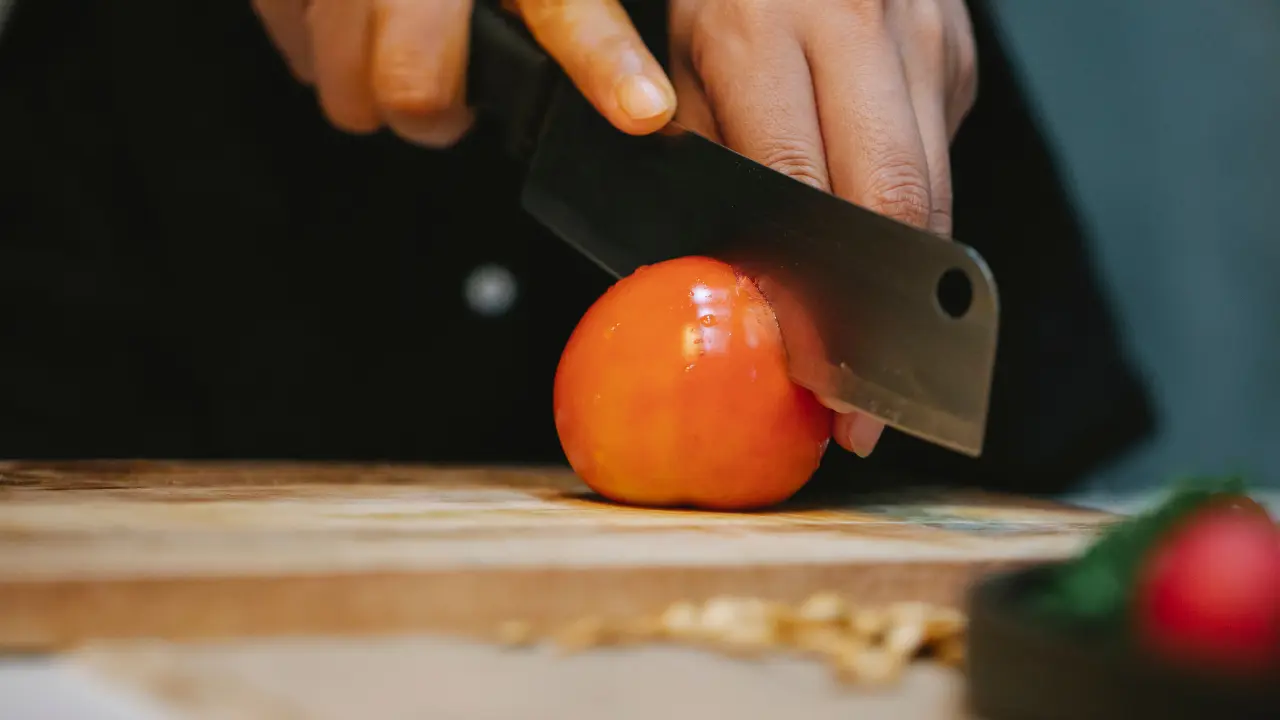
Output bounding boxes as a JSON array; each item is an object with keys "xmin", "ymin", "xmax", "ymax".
[{"xmin": 0, "ymin": 461, "xmax": 1112, "ymax": 650}]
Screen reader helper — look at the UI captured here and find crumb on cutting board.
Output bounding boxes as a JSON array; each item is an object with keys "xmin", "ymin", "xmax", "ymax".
[{"xmin": 493, "ymin": 593, "xmax": 967, "ymax": 687}]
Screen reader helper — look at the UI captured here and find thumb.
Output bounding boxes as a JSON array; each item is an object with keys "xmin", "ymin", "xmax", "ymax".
[{"xmin": 513, "ymin": 0, "xmax": 677, "ymax": 135}]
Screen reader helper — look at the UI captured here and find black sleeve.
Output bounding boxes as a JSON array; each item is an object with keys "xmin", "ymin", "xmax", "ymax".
[{"xmin": 0, "ymin": 0, "xmax": 603, "ymax": 461}]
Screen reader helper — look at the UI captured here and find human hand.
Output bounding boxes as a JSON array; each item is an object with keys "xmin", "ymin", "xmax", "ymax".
[
  {"xmin": 253, "ymin": 0, "xmax": 976, "ymax": 460},
  {"xmin": 667, "ymin": 0, "xmax": 978, "ymax": 457},
  {"xmin": 251, "ymin": 0, "xmax": 679, "ymax": 146}
]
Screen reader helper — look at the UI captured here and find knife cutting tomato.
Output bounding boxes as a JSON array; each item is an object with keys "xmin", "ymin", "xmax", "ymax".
[{"xmin": 254, "ymin": 0, "xmax": 997, "ymax": 461}]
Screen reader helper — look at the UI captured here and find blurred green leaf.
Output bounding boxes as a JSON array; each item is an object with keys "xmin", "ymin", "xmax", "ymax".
[{"xmin": 1029, "ymin": 476, "xmax": 1249, "ymax": 631}]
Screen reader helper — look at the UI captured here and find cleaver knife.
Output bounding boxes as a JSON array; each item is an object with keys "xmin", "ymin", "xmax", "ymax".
[{"xmin": 465, "ymin": 2, "xmax": 1000, "ymax": 457}]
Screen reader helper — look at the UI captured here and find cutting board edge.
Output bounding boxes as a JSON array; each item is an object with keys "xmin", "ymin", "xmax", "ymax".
[{"xmin": 0, "ymin": 557, "xmax": 1048, "ymax": 652}]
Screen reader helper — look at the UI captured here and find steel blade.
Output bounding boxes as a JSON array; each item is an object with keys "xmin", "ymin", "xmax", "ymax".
[{"xmin": 520, "ymin": 85, "xmax": 1000, "ymax": 457}]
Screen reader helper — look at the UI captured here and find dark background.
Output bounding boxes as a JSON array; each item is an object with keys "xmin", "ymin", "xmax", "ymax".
[{"xmin": 0, "ymin": 0, "xmax": 1153, "ymax": 496}]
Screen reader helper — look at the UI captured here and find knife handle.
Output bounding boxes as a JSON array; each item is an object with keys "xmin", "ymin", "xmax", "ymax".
[{"xmin": 466, "ymin": 1, "xmax": 559, "ymax": 161}]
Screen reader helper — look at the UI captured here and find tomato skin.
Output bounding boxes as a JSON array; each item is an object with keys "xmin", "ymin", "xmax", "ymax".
[
  {"xmin": 553, "ymin": 257, "xmax": 833, "ymax": 511},
  {"xmin": 1133, "ymin": 505, "xmax": 1280, "ymax": 674}
]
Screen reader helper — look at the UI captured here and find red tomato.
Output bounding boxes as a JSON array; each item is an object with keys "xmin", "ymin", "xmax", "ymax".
[
  {"xmin": 553, "ymin": 256, "xmax": 833, "ymax": 511},
  {"xmin": 1134, "ymin": 504, "xmax": 1280, "ymax": 674}
]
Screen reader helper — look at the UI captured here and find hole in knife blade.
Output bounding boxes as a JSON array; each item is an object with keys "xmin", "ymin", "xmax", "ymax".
[{"xmin": 935, "ymin": 268, "xmax": 973, "ymax": 319}]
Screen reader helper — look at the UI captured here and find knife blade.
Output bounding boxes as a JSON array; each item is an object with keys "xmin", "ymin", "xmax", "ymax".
[{"xmin": 466, "ymin": 2, "xmax": 1000, "ymax": 457}]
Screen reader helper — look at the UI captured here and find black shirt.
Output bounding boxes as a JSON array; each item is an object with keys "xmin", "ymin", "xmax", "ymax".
[{"xmin": 0, "ymin": 0, "xmax": 1153, "ymax": 495}]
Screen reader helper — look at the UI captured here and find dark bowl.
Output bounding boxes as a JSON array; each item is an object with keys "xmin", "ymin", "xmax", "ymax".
[{"xmin": 965, "ymin": 563, "xmax": 1280, "ymax": 720}]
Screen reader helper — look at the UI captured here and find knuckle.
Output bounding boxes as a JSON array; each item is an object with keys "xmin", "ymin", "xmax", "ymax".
[
  {"xmin": 930, "ymin": 174, "xmax": 954, "ymax": 216},
  {"xmin": 907, "ymin": 0, "xmax": 948, "ymax": 50},
  {"xmin": 688, "ymin": 0, "xmax": 789, "ymax": 94},
  {"xmin": 694, "ymin": 0, "xmax": 786, "ymax": 53},
  {"xmin": 374, "ymin": 60, "xmax": 460, "ymax": 116},
  {"xmin": 844, "ymin": 0, "xmax": 885, "ymax": 24},
  {"xmin": 929, "ymin": 156, "xmax": 960, "ymax": 234},
  {"xmin": 757, "ymin": 138, "xmax": 829, "ymax": 190},
  {"xmin": 865, "ymin": 162, "xmax": 932, "ymax": 228},
  {"xmin": 515, "ymin": 0, "xmax": 573, "ymax": 26},
  {"xmin": 721, "ymin": 0, "xmax": 786, "ymax": 30},
  {"xmin": 929, "ymin": 207, "xmax": 953, "ymax": 237}
]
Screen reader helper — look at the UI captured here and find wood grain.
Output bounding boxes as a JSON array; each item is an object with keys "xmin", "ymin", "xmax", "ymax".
[{"xmin": 0, "ymin": 461, "xmax": 1112, "ymax": 650}]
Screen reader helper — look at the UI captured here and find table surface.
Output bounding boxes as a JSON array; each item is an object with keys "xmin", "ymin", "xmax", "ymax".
[
  {"xmin": 6, "ymin": 487, "xmax": 1274, "ymax": 719},
  {"xmin": 6, "ymin": 637, "xmax": 969, "ymax": 720}
]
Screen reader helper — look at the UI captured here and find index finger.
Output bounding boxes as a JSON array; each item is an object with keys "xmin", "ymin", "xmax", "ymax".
[{"xmin": 513, "ymin": 0, "xmax": 677, "ymax": 135}]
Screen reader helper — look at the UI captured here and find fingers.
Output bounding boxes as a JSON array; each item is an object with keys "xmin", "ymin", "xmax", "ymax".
[
  {"xmin": 799, "ymin": 4, "xmax": 935, "ymax": 457},
  {"xmin": 515, "ymin": 0, "xmax": 676, "ymax": 135},
  {"xmin": 370, "ymin": 0, "xmax": 475, "ymax": 147},
  {"xmin": 834, "ymin": 412, "xmax": 886, "ymax": 458},
  {"xmin": 909, "ymin": 91, "xmax": 953, "ymax": 237},
  {"xmin": 308, "ymin": 0, "xmax": 477, "ymax": 146},
  {"xmin": 800, "ymin": 5, "xmax": 932, "ymax": 229},
  {"xmin": 279, "ymin": 0, "xmax": 677, "ymax": 145},
  {"xmin": 815, "ymin": 395, "xmax": 885, "ymax": 457},
  {"xmin": 308, "ymin": 0, "xmax": 381, "ymax": 133},
  {"xmin": 887, "ymin": 0, "xmax": 954, "ymax": 236},
  {"xmin": 833, "ymin": 0, "xmax": 974, "ymax": 452},
  {"xmin": 252, "ymin": 0, "xmax": 315, "ymax": 83},
  {"xmin": 691, "ymin": 4, "xmax": 829, "ymax": 188},
  {"xmin": 687, "ymin": 3, "xmax": 828, "ymax": 189}
]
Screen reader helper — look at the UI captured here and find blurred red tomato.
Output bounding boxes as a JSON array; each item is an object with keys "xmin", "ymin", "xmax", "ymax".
[
  {"xmin": 1134, "ymin": 502, "xmax": 1280, "ymax": 674},
  {"xmin": 553, "ymin": 256, "xmax": 833, "ymax": 511}
]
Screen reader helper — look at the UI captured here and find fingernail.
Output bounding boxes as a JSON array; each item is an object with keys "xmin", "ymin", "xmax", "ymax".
[
  {"xmin": 616, "ymin": 75, "xmax": 672, "ymax": 121},
  {"xmin": 847, "ymin": 415, "xmax": 885, "ymax": 459}
]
